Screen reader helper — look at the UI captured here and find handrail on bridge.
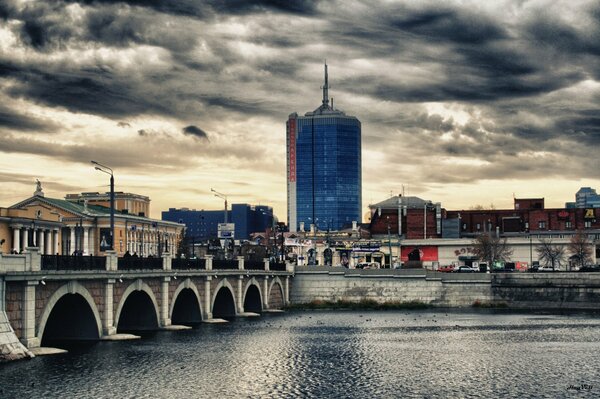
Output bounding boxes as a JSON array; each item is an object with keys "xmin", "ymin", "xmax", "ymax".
[
  {"xmin": 41, "ymin": 255, "xmax": 106, "ymax": 271},
  {"xmin": 117, "ymin": 256, "xmax": 163, "ymax": 270},
  {"xmin": 212, "ymin": 259, "xmax": 240, "ymax": 270},
  {"xmin": 172, "ymin": 258, "xmax": 206, "ymax": 270}
]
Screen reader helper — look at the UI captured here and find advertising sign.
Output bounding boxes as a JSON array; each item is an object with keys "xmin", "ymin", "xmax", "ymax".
[
  {"xmin": 99, "ymin": 228, "xmax": 113, "ymax": 251},
  {"xmin": 218, "ymin": 223, "xmax": 235, "ymax": 239},
  {"xmin": 352, "ymin": 241, "xmax": 381, "ymax": 252},
  {"xmin": 400, "ymin": 246, "xmax": 439, "ymax": 262}
]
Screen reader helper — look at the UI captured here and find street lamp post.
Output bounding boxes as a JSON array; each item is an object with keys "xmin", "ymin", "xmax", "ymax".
[
  {"xmin": 91, "ymin": 161, "xmax": 114, "ymax": 251},
  {"xmin": 387, "ymin": 216, "xmax": 392, "ymax": 268}
]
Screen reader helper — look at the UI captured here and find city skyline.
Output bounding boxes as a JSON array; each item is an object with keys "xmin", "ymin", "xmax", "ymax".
[{"xmin": 1, "ymin": 0, "xmax": 599, "ymax": 220}]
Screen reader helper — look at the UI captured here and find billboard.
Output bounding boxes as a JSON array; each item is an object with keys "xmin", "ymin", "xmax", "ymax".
[
  {"xmin": 400, "ymin": 246, "xmax": 439, "ymax": 262},
  {"xmin": 99, "ymin": 228, "xmax": 113, "ymax": 251},
  {"xmin": 218, "ymin": 223, "xmax": 235, "ymax": 239}
]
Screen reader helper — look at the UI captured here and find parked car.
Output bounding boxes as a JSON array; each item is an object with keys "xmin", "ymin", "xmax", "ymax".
[
  {"xmin": 356, "ymin": 262, "xmax": 380, "ymax": 269},
  {"xmin": 529, "ymin": 265, "xmax": 555, "ymax": 272},
  {"xmin": 454, "ymin": 265, "xmax": 477, "ymax": 273},
  {"xmin": 438, "ymin": 265, "xmax": 455, "ymax": 273}
]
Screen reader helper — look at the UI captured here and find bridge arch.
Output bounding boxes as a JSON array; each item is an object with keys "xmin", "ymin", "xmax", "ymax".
[
  {"xmin": 170, "ymin": 278, "xmax": 203, "ymax": 324},
  {"xmin": 242, "ymin": 278, "xmax": 263, "ymax": 313},
  {"xmin": 268, "ymin": 277, "xmax": 285, "ymax": 310},
  {"xmin": 211, "ymin": 278, "xmax": 237, "ymax": 318},
  {"xmin": 37, "ymin": 281, "xmax": 102, "ymax": 344},
  {"xmin": 115, "ymin": 279, "xmax": 160, "ymax": 332}
]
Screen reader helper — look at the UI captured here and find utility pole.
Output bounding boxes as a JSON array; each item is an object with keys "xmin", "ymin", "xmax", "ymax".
[
  {"xmin": 387, "ymin": 216, "xmax": 392, "ymax": 268},
  {"xmin": 211, "ymin": 188, "xmax": 229, "ymax": 259},
  {"xmin": 92, "ymin": 161, "xmax": 114, "ymax": 251}
]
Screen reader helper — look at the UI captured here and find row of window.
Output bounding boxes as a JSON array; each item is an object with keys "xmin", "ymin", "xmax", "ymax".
[{"xmin": 466, "ymin": 220, "xmax": 592, "ymax": 231}]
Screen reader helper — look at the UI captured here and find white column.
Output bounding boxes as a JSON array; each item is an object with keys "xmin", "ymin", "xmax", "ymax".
[
  {"xmin": 22, "ymin": 281, "xmax": 40, "ymax": 348},
  {"xmin": 13, "ymin": 227, "xmax": 21, "ymax": 253},
  {"xmin": 44, "ymin": 230, "xmax": 52, "ymax": 255},
  {"xmin": 38, "ymin": 229, "xmax": 45, "ymax": 254},
  {"xmin": 53, "ymin": 229, "xmax": 59, "ymax": 255},
  {"xmin": 23, "ymin": 229, "xmax": 29, "ymax": 249},
  {"xmin": 161, "ymin": 277, "xmax": 171, "ymax": 326},
  {"xmin": 89, "ymin": 228, "xmax": 95, "ymax": 256},
  {"xmin": 83, "ymin": 227, "xmax": 89, "ymax": 255},
  {"xmin": 70, "ymin": 228, "xmax": 76, "ymax": 255},
  {"xmin": 103, "ymin": 279, "xmax": 116, "ymax": 336},
  {"xmin": 205, "ymin": 277, "xmax": 212, "ymax": 319},
  {"xmin": 263, "ymin": 277, "xmax": 269, "ymax": 310},
  {"xmin": 237, "ymin": 276, "xmax": 243, "ymax": 313},
  {"xmin": 285, "ymin": 276, "xmax": 290, "ymax": 305}
]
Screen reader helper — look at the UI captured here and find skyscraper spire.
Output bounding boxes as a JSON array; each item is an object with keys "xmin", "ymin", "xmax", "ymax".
[{"xmin": 322, "ymin": 61, "xmax": 329, "ymax": 106}]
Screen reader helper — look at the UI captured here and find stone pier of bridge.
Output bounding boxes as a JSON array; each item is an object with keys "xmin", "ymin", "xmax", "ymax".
[{"xmin": 0, "ymin": 249, "xmax": 293, "ymax": 361}]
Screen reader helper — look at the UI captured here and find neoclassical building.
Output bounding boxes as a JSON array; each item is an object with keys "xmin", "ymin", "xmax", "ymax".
[{"xmin": 0, "ymin": 182, "xmax": 184, "ymax": 257}]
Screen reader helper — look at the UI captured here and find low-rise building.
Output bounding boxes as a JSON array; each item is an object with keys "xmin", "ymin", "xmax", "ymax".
[{"xmin": 0, "ymin": 182, "xmax": 184, "ymax": 257}]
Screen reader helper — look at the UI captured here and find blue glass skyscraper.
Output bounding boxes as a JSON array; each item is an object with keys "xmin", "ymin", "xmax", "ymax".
[{"xmin": 287, "ymin": 64, "xmax": 362, "ymax": 232}]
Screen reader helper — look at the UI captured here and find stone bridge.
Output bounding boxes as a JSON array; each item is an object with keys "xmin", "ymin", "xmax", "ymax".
[{"xmin": 0, "ymin": 248, "xmax": 293, "ymax": 360}]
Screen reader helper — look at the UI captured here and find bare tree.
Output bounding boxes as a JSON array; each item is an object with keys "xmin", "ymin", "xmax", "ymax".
[
  {"xmin": 535, "ymin": 238, "xmax": 566, "ymax": 270},
  {"xmin": 472, "ymin": 233, "xmax": 513, "ymax": 268},
  {"xmin": 469, "ymin": 203, "xmax": 497, "ymax": 210},
  {"xmin": 568, "ymin": 230, "xmax": 593, "ymax": 270}
]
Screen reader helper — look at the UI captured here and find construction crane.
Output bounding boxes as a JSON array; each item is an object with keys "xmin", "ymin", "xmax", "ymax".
[{"xmin": 210, "ymin": 188, "xmax": 228, "ymax": 223}]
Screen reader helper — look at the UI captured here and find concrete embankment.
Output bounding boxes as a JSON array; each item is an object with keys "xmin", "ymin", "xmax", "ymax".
[{"xmin": 291, "ymin": 267, "xmax": 600, "ymax": 310}]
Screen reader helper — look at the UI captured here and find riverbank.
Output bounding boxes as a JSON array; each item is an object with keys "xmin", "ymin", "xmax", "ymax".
[{"xmin": 291, "ymin": 267, "xmax": 600, "ymax": 310}]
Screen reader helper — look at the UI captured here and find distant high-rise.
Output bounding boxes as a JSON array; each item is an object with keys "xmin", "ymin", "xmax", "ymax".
[{"xmin": 286, "ymin": 63, "xmax": 362, "ymax": 232}]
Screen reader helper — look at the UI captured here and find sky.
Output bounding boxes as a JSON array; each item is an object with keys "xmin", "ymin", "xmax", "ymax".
[{"xmin": 0, "ymin": 0, "xmax": 599, "ymax": 221}]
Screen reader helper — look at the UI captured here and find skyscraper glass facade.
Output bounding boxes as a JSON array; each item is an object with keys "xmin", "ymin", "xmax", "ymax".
[{"xmin": 287, "ymin": 64, "xmax": 362, "ymax": 232}]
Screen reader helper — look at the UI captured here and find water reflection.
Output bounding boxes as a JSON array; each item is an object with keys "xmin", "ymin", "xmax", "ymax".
[{"xmin": 1, "ymin": 310, "xmax": 600, "ymax": 398}]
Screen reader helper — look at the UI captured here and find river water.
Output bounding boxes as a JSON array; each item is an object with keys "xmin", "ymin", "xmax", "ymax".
[{"xmin": 1, "ymin": 310, "xmax": 599, "ymax": 398}]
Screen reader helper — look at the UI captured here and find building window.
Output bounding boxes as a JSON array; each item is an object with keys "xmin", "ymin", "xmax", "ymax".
[
  {"xmin": 538, "ymin": 221, "xmax": 546, "ymax": 229},
  {"xmin": 476, "ymin": 223, "xmax": 481, "ymax": 231},
  {"xmin": 585, "ymin": 221, "xmax": 592, "ymax": 228},
  {"xmin": 565, "ymin": 221, "xmax": 572, "ymax": 229}
]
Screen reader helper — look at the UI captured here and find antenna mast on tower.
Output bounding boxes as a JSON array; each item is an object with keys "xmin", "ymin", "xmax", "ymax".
[{"xmin": 321, "ymin": 61, "xmax": 329, "ymax": 107}]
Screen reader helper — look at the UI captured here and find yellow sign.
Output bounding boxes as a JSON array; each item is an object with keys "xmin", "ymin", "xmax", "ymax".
[{"xmin": 585, "ymin": 208, "xmax": 595, "ymax": 219}]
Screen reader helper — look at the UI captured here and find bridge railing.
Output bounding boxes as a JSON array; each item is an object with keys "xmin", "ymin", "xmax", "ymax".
[
  {"xmin": 244, "ymin": 260, "xmax": 265, "ymax": 270},
  {"xmin": 270, "ymin": 261, "xmax": 287, "ymax": 271},
  {"xmin": 172, "ymin": 258, "xmax": 206, "ymax": 270},
  {"xmin": 212, "ymin": 259, "xmax": 239, "ymax": 270},
  {"xmin": 117, "ymin": 256, "xmax": 163, "ymax": 270},
  {"xmin": 41, "ymin": 255, "xmax": 107, "ymax": 271}
]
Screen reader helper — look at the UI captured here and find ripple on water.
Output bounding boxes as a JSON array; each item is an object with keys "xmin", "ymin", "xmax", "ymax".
[{"xmin": 2, "ymin": 311, "xmax": 600, "ymax": 398}]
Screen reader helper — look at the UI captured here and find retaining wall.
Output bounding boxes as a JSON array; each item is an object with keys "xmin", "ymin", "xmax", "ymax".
[{"xmin": 291, "ymin": 267, "xmax": 600, "ymax": 310}]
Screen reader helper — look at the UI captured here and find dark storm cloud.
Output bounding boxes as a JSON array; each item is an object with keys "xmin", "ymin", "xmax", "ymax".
[
  {"xmin": 1, "ymin": 0, "xmax": 600, "ymax": 189},
  {"xmin": 0, "ymin": 104, "xmax": 59, "ymax": 133},
  {"xmin": 389, "ymin": 7, "xmax": 507, "ymax": 44},
  {"xmin": 0, "ymin": 60, "xmax": 175, "ymax": 118},
  {"xmin": 182, "ymin": 125, "xmax": 209, "ymax": 140},
  {"xmin": 65, "ymin": 0, "xmax": 320, "ymax": 17}
]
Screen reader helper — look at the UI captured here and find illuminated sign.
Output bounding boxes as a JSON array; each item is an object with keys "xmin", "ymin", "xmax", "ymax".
[
  {"xmin": 288, "ymin": 118, "xmax": 296, "ymax": 182},
  {"xmin": 584, "ymin": 209, "xmax": 595, "ymax": 219}
]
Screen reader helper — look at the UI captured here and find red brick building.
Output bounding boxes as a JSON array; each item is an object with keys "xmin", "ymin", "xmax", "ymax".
[{"xmin": 369, "ymin": 195, "xmax": 600, "ymax": 239}]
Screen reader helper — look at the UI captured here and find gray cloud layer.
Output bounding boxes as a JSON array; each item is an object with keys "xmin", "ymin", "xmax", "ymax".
[{"xmin": 0, "ymin": 0, "xmax": 599, "ymax": 197}]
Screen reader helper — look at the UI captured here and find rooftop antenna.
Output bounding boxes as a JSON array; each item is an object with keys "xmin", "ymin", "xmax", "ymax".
[{"xmin": 321, "ymin": 61, "xmax": 329, "ymax": 107}]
